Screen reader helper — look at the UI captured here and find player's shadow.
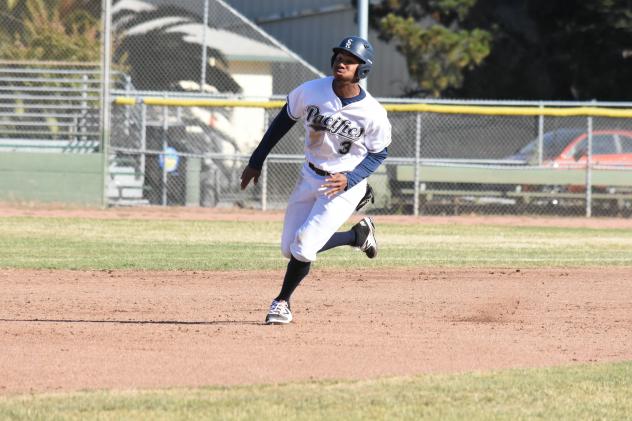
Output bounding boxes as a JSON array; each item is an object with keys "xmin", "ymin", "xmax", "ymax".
[{"xmin": 0, "ymin": 318, "xmax": 263, "ymax": 325}]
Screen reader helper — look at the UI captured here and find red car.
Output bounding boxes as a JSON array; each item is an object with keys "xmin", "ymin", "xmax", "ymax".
[
  {"xmin": 507, "ymin": 128, "xmax": 632, "ymax": 198},
  {"xmin": 510, "ymin": 128, "xmax": 632, "ymax": 168}
]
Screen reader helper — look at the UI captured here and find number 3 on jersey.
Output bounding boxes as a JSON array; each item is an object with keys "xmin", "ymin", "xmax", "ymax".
[{"xmin": 338, "ymin": 139, "xmax": 352, "ymax": 154}]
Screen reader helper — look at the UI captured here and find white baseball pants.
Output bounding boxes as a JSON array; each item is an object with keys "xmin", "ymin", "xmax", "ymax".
[{"xmin": 281, "ymin": 162, "xmax": 367, "ymax": 262}]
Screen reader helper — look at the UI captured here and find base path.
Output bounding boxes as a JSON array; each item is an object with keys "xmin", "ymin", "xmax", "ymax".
[{"xmin": 1, "ymin": 267, "xmax": 631, "ymax": 394}]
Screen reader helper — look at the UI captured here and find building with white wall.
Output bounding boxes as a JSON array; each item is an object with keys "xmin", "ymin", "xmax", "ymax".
[{"xmin": 225, "ymin": 0, "xmax": 411, "ymax": 98}]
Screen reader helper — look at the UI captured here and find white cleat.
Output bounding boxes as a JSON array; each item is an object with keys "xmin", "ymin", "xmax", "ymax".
[
  {"xmin": 265, "ymin": 299, "xmax": 293, "ymax": 325},
  {"xmin": 353, "ymin": 216, "xmax": 378, "ymax": 259}
]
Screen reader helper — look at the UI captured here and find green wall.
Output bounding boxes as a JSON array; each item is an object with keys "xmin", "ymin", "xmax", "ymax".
[{"xmin": 0, "ymin": 152, "xmax": 104, "ymax": 205}]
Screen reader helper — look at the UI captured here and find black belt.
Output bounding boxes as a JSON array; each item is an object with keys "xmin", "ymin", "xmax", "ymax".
[{"xmin": 308, "ymin": 162, "xmax": 332, "ymax": 177}]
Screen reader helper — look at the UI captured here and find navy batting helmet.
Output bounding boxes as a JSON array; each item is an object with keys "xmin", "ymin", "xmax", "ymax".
[{"xmin": 331, "ymin": 36, "xmax": 374, "ymax": 79}]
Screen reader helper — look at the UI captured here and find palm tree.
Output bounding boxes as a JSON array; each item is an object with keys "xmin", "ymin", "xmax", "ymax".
[
  {"xmin": 112, "ymin": 0, "xmax": 241, "ymax": 93},
  {"xmin": 0, "ymin": 0, "xmax": 100, "ymax": 62},
  {"xmin": 0, "ymin": 0, "xmax": 103, "ymax": 149},
  {"xmin": 0, "ymin": 0, "xmax": 29, "ymax": 43}
]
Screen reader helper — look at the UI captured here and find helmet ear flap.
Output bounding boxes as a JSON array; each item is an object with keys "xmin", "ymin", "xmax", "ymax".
[
  {"xmin": 330, "ymin": 53, "xmax": 337, "ymax": 68},
  {"xmin": 357, "ymin": 64, "xmax": 370, "ymax": 79}
]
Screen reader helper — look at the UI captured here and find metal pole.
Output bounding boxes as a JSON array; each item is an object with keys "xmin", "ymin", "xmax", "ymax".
[
  {"xmin": 124, "ymin": 74, "xmax": 131, "ymax": 135},
  {"xmin": 140, "ymin": 102, "xmax": 146, "ymax": 181},
  {"xmin": 537, "ymin": 103, "xmax": 544, "ymax": 165},
  {"xmin": 585, "ymin": 116, "xmax": 593, "ymax": 218},
  {"xmin": 413, "ymin": 113, "xmax": 421, "ymax": 216},
  {"xmin": 261, "ymin": 108, "xmax": 268, "ymax": 211},
  {"xmin": 162, "ymin": 98, "xmax": 168, "ymax": 206},
  {"xmin": 358, "ymin": 0, "xmax": 368, "ymax": 90},
  {"xmin": 200, "ymin": 0, "xmax": 209, "ymax": 92},
  {"xmin": 214, "ymin": 167, "xmax": 220, "ymax": 206},
  {"xmin": 261, "ymin": 161, "xmax": 268, "ymax": 211},
  {"xmin": 100, "ymin": 0, "xmax": 112, "ymax": 207}
]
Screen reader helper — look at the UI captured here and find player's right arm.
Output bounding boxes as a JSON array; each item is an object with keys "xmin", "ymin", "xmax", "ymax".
[{"xmin": 240, "ymin": 104, "xmax": 296, "ymax": 190}]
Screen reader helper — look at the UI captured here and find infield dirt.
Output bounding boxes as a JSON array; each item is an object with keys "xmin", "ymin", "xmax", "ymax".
[{"xmin": 1, "ymin": 206, "xmax": 632, "ymax": 394}]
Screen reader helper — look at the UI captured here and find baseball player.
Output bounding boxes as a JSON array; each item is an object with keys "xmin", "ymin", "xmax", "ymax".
[{"xmin": 240, "ymin": 36, "xmax": 391, "ymax": 325}]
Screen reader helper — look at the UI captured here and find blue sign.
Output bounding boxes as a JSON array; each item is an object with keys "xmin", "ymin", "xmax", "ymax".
[{"xmin": 159, "ymin": 146, "xmax": 179, "ymax": 173}]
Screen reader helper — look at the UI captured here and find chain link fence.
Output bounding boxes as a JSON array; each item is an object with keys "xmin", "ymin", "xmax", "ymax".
[
  {"xmin": 110, "ymin": 98, "xmax": 632, "ymax": 217},
  {"xmin": 1, "ymin": 0, "xmax": 632, "ymax": 217},
  {"xmin": 386, "ymin": 110, "xmax": 632, "ymax": 217},
  {"xmin": 111, "ymin": 0, "xmax": 322, "ymax": 96}
]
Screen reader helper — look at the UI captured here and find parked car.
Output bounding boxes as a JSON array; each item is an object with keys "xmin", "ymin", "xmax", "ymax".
[
  {"xmin": 507, "ymin": 128, "xmax": 632, "ymax": 208},
  {"xmin": 508, "ymin": 128, "xmax": 632, "ymax": 167}
]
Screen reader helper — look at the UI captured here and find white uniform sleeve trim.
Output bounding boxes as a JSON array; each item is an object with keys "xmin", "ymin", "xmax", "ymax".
[{"xmin": 285, "ymin": 97, "xmax": 300, "ymax": 121}]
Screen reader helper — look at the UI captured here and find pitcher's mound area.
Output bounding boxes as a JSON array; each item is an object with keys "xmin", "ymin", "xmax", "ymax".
[{"xmin": 1, "ymin": 267, "xmax": 631, "ymax": 394}]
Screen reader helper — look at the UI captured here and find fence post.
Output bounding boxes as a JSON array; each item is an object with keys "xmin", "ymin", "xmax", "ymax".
[
  {"xmin": 585, "ymin": 116, "xmax": 593, "ymax": 218},
  {"xmin": 100, "ymin": 0, "xmax": 113, "ymax": 208},
  {"xmin": 200, "ymin": 0, "xmax": 209, "ymax": 92},
  {"xmin": 537, "ymin": 103, "xmax": 544, "ymax": 165},
  {"xmin": 124, "ymin": 74, "xmax": 132, "ymax": 136},
  {"xmin": 261, "ymin": 161, "xmax": 268, "ymax": 211},
  {"xmin": 260, "ymin": 108, "xmax": 269, "ymax": 211},
  {"xmin": 413, "ymin": 113, "xmax": 421, "ymax": 216},
  {"xmin": 140, "ymin": 102, "xmax": 147, "ymax": 179},
  {"xmin": 162, "ymin": 97, "xmax": 169, "ymax": 206}
]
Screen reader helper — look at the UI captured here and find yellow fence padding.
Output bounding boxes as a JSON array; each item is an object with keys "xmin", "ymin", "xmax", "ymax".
[{"xmin": 113, "ymin": 97, "xmax": 632, "ymax": 118}]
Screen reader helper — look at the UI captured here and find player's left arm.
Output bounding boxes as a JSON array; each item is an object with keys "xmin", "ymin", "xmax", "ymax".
[
  {"xmin": 322, "ymin": 148, "xmax": 388, "ymax": 197},
  {"xmin": 344, "ymin": 147, "xmax": 388, "ymax": 189}
]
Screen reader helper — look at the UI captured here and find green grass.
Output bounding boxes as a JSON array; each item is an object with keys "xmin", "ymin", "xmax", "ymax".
[
  {"xmin": 1, "ymin": 361, "xmax": 631, "ymax": 420},
  {"xmin": 1, "ymin": 216, "xmax": 632, "ymax": 269},
  {"xmin": 2, "ymin": 215, "xmax": 631, "ymax": 419}
]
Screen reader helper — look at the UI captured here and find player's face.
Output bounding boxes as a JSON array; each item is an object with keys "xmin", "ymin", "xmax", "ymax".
[{"xmin": 332, "ymin": 51, "xmax": 361, "ymax": 82}]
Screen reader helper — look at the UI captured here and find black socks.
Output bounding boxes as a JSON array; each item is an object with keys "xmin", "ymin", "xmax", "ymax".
[
  {"xmin": 276, "ymin": 230, "xmax": 358, "ymax": 305},
  {"xmin": 275, "ymin": 255, "xmax": 311, "ymax": 304},
  {"xmin": 318, "ymin": 230, "xmax": 357, "ymax": 253}
]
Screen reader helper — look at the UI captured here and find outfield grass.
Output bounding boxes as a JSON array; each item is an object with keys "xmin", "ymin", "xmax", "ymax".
[
  {"xmin": 2, "ymin": 215, "xmax": 631, "ymax": 419},
  {"xmin": 1, "ymin": 362, "xmax": 630, "ymax": 420},
  {"xmin": 1, "ymin": 216, "xmax": 632, "ymax": 269}
]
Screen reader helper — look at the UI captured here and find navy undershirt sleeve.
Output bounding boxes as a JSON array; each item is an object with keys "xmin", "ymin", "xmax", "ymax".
[
  {"xmin": 345, "ymin": 147, "xmax": 388, "ymax": 190},
  {"xmin": 248, "ymin": 104, "xmax": 296, "ymax": 170}
]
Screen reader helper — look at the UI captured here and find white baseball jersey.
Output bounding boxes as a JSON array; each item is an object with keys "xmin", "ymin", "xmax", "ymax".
[
  {"xmin": 280, "ymin": 76, "xmax": 391, "ymax": 263},
  {"xmin": 286, "ymin": 76, "xmax": 391, "ymax": 173}
]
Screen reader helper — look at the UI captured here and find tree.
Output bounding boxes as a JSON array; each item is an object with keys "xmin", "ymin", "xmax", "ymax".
[
  {"xmin": 112, "ymin": 1, "xmax": 241, "ymax": 93},
  {"xmin": 0, "ymin": 0, "xmax": 100, "ymax": 62},
  {"xmin": 0, "ymin": 0, "xmax": 103, "ymax": 144},
  {"xmin": 369, "ymin": 0, "xmax": 491, "ymax": 97},
  {"xmin": 459, "ymin": 0, "xmax": 632, "ymax": 100}
]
